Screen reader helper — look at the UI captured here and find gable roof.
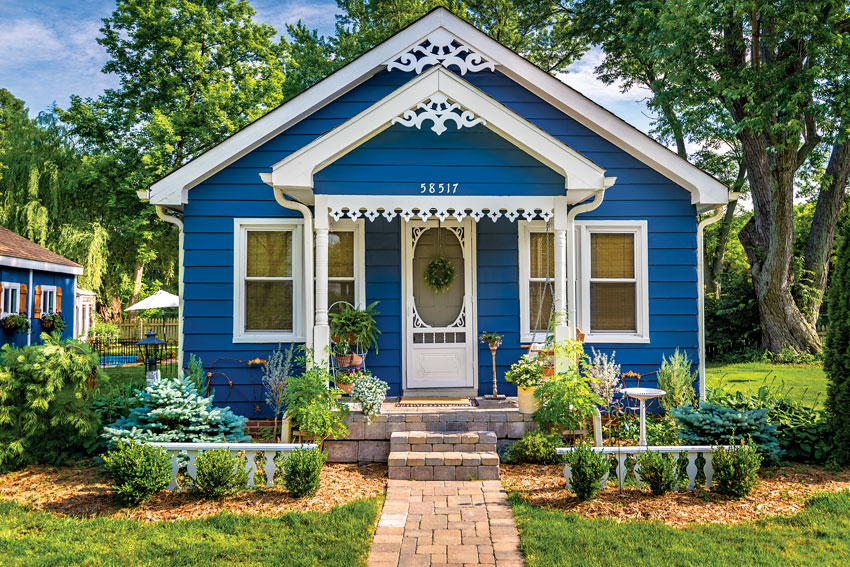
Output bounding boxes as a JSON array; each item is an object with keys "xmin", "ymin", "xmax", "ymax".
[
  {"xmin": 0, "ymin": 226, "xmax": 84, "ymax": 275},
  {"xmin": 147, "ymin": 7, "xmax": 729, "ymax": 208}
]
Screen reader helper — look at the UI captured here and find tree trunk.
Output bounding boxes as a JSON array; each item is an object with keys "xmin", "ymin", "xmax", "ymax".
[
  {"xmin": 738, "ymin": 132, "xmax": 821, "ymax": 354},
  {"xmin": 708, "ymin": 198, "xmax": 738, "ymax": 298},
  {"xmin": 128, "ymin": 261, "xmax": 145, "ymax": 319},
  {"xmin": 801, "ymin": 138, "xmax": 850, "ymax": 325}
]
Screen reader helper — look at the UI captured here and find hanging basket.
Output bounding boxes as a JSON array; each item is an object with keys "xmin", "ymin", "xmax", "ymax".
[{"xmin": 424, "ymin": 256, "xmax": 456, "ymax": 293}]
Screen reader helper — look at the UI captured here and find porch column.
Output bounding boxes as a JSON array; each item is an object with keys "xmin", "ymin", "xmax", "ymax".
[
  {"xmin": 313, "ymin": 194, "xmax": 330, "ymax": 367},
  {"xmin": 553, "ymin": 197, "xmax": 570, "ymax": 372}
]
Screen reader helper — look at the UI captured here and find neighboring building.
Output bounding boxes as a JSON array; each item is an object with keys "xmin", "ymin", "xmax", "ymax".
[
  {"xmin": 75, "ymin": 288, "xmax": 97, "ymax": 340},
  {"xmin": 0, "ymin": 226, "xmax": 84, "ymax": 347},
  {"xmin": 144, "ymin": 9, "xmax": 731, "ymax": 418}
]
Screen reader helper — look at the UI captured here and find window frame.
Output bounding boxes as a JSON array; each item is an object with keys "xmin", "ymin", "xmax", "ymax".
[
  {"xmin": 40, "ymin": 285, "xmax": 57, "ymax": 315},
  {"xmin": 322, "ymin": 219, "xmax": 366, "ymax": 310},
  {"xmin": 577, "ymin": 220, "xmax": 649, "ymax": 344},
  {"xmin": 1, "ymin": 282, "xmax": 21, "ymax": 318},
  {"xmin": 233, "ymin": 218, "xmax": 305, "ymax": 343},
  {"xmin": 518, "ymin": 221, "xmax": 555, "ymax": 343}
]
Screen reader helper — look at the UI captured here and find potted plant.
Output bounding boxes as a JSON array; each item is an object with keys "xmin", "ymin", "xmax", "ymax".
[
  {"xmin": 39, "ymin": 312, "xmax": 65, "ymax": 333},
  {"xmin": 329, "ymin": 302, "xmax": 381, "ymax": 353},
  {"xmin": 350, "ymin": 372, "xmax": 389, "ymax": 423},
  {"xmin": 505, "ymin": 354, "xmax": 546, "ymax": 414},
  {"xmin": 333, "ymin": 340, "xmax": 354, "ymax": 368},
  {"xmin": 334, "ymin": 369, "xmax": 357, "ymax": 394},
  {"xmin": 1, "ymin": 314, "xmax": 30, "ymax": 335}
]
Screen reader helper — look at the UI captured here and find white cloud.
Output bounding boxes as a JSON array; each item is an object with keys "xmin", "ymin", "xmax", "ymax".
[
  {"xmin": 252, "ymin": 0, "xmax": 340, "ymax": 37},
  {"xmin": 0, "ymin": 19, "xmax": 64, "ymax": 62}
]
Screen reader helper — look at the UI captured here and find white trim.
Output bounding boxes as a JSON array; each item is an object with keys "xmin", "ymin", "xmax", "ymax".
[
  {"xmin": 577, "ymin": 220, "xmax": 650, "ymax": 344},
  {"xmin": 323, "ymin": 219, "xmax": 366, "ymax": 308},
  {"xmin": 232, "ymin": 218, "xmax": 306, "ymax": 343},
  {"xmin": 326, "ymin": 195, "xmax": 558, "ymax": 223},
  {"xmin": 40, "ymin": 285, "xmax": 57, "ymax": 315},
  {"xmin": 697, "ymin": 206, "xmax": 725, "ymax": 400},
  {"xmin": 1, "ymin": 281, "xmax": 21, "ymax": 318},
  {"xmin": 147, "ymin": 8, "xmax": 727, "ymax": 207},
  {"xmin": 517, "ymin": 221, "xmax": 555, "ymax": 343},
  {"xmin": 271, "ymin": 66, "xmax": 610, "ymax": 199},
  {"xmin": 0, "ymin": 255, "xmax": 83, "ymax": 276}
]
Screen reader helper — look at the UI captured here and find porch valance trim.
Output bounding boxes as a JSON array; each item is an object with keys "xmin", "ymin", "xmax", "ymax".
[{"xmin": 325, "ymin": 195, "xmax": 562, "ymax": 223}]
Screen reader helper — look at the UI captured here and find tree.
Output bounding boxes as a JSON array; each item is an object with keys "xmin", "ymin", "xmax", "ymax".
[
  {"xmin": 824, "ymin": 220, "xmax": 850, "ymax": 463},
  {"xmin": 570, "ymin": 0, "xmax": 850, "ymax": 353},
  {"xmin": 59, "ymin": 0, "xmax": 289, "ymax": 318}
]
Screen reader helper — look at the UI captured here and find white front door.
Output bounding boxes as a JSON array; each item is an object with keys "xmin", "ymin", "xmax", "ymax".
[{"xmin": 403, "ymin": 219, "xmax": 476, "ymax": 390}]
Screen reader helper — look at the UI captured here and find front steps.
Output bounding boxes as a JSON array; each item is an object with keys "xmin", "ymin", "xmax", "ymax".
[{"xmin": 387, "ymin": 431, "xmax": 500, "ymax": 481}]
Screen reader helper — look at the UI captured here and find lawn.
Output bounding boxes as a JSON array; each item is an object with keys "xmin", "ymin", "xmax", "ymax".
[
  {"xmin": 0, "ymin": 497, "xmax": 381, "ymax": 567},
  {"xmin": 510, "ymin": 490, "xmax": 850, "ymax": 567},
  {"xmin": 705, "ymin": 361, "xmax": 827, "ymax": 407}
]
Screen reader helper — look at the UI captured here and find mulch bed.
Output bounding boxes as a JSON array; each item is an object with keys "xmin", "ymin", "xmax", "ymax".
[
  {"xmin": 502, "ymin": 463, "xmax": 850, "ymax": 527},
  {"xmin": 0, "ymin": 462, "xmax": 387, "ymax": 521}
]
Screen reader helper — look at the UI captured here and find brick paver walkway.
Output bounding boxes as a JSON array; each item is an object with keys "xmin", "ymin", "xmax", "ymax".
[{"xmin": 368, "ymin": 480, "xmax": 525, "ymax": 567}]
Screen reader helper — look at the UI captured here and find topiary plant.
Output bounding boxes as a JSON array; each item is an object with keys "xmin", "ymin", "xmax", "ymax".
[
  {"xmin": 193, "ymin": 447, "xmax": 249, "ymax": 498},
  {"xmin": 636, "ymin": 450, "xmax": 677, "ymax": 495},
  {"xmin": 281, "ymin": 448, "xmax": 326, "ymax": 497},
  {"xmin": 508, "ymin": 430, "xmax": 564, "ymax": 465},
  {"xmin": 103, "ymin": 441, "xmax": 171, "ymax": 506},
  {"xmin": 564, "ymin": 444, "xmax": 609, "ymax": 501},
  {"xmin": 711, "ymin": 443, "xmax": 763, "ymax": 498}
]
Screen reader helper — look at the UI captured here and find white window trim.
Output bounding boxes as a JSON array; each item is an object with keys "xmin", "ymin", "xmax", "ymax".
[
  {"xmin": 518, "ymin": 221, "xmax": 554, "ymax": 343},
  {"xmin": 1, "ymin": 282, "xmax": 21, "ymax": 318},
  {"xmin": 233, "ymin": 218, "xmax": 305, "ymax": 343},
  {"xmin": 40, "ymin": 285, "xmax": 57, "ymax": 315},
  {"xmin": 323, "ymin": 219, "xmax": 366, "ymax": 309},
  {"xmin": 577, "ymin": 220, "xmax": 650, "ymax": 344}
]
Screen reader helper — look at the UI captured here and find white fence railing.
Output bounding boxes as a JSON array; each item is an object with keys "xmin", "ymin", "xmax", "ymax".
[
  {"xmin": 149, "ymin": 442, "xmax": 317, "ymax": 490},
  {"xmin": 556, "ymin": 445, "xmax": 733, "ymax": 491}
]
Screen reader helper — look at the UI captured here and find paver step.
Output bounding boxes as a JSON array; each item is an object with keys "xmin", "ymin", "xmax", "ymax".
[
  {"xmin": 388, "ymin": 450, "xmax": 500, "ymax": 481},
  {"xmin": 389, "ymin": 430, "xmax": 497, "ymax": 453}
]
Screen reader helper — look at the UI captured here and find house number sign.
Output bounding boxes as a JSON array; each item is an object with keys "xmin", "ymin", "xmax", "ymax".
[{"xmin": 420, "ymin": 183, "xmax": 459, "ymax": 194}]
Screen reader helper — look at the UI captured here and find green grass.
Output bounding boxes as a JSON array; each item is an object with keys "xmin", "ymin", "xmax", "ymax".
[
  {"xmin": 0, "ymin": 497, "xmax": 381, "ymax": 567},
  {"xmin": 705, "ymin": 361, "xmax": 827, "ymax": 407},
  {"xmin": 99, "ymin": 364, "xmax": 178, "ymax": 397},
  {"xmin": 509, "ymin": 491, "xmax": 850, "ymax": 567}
]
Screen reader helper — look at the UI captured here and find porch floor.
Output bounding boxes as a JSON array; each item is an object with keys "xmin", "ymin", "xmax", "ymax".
[{"xmin": 377, "ymin": 396, "xmax": 519, "ymax": 415}]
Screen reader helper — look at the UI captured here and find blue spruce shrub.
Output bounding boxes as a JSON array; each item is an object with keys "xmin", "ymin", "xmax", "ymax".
[
  {"xmin": 671, "ymin": 402, "xmax": 782, "ymax": 462},
  {"xmin": 103, "ymin": 375, "xmax": 250, "ymax": 444}
]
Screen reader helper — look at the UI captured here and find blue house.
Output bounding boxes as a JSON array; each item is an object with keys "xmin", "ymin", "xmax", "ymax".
[
  {"xmin": 145, "ymin": 9, "xmax": 731, "ymax": 418},
  {"xmin": 0, "ymin": 226, "xmax": 84, "ymax": 347}
]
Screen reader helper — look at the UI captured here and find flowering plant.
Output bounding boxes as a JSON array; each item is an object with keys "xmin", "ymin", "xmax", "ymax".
[
  {"xmin": 505, "ymin": 354, "xmax": 546, "ymax": 389},
  {"xmin": 351, "ymin": 373, "xmax": 389, "ymax": 423},
  {"xmin": 584, "ymin": 348, "xmax": 621, "ymax": 407},
  {"xmin": 479, "ymin": 331, "xmax": 502, "ymax": 349}
]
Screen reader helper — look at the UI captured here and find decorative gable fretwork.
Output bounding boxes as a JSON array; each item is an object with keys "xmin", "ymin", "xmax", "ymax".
[
  {"xmin": 325, "ymin": 196, "xmax": 559, "ymax": 224},
  {"xmin": 392, "ymin": 93, "xmax": 485, "ymax": 135},
  {"xmin": 386, "ymin": 29, "xmax": 495, "ymax": 75}
]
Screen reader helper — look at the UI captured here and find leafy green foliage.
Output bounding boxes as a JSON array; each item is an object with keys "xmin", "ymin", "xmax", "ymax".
[
  {"xmin": 671, "ymin": 402, "xmax": 782, "ymax": 463},
  {"xmin": 350, "ymin": 372, "xmax": 389, "ymax": 424},
  {"xmin": 711, "ymin": 444, "xmax": 763, "ymax": 498},
  {"xmin": 193, "ymin": 448, "xmax": 249, "ymax": 498},
  {"xmin": 532, "ymin": 374, "xmax": 602, "ymax": 434},
  {"xmin": 281, "ymin": 448, "xmax": 326, "ymax": 498},
  {"xmin": 0, "ymin": 314, "xmax": 30, "ymax": 334},
  {"xmin": 88, "ymin": 319, "xmax": 120, "ymax": 341},
  {"xmin": 102, "ymin": 441, "xmax": 171, "ymax": 505},
  {"xmin": 505, "ymin": 354, "xmax": 546, "ymax": 389},
  {"xmin": 282, "ymin": 359, "xmax": 349, "ymax": 446},
  {"xmin": 656, "ymin": 349, "xmax": 697, "ymax": 410},
  {"xmin": 565, "ymin": 444, "xmax": 609, "ymax": 501},
  {"xmin": 102, "ymin": 375, "xmax": 250, "ymax": 445},
  {"xmin": 39, "ymin": 312, "xmax": 65, "ymax": 333},
  {"xmin": 636, "ymin": 450, "xmax": 677, "ymax": 496},
  {"xmin": 0, "ymin": 336, "xmax": 103, "ymax": 471},
  {"xmin": 263, "ymin": 344, "xmax": 295, "ymax": 441},
  {"xmin": 329, "ymin": 302, "xmax": 381, "ymax": 352},
  {"xmin": 825, "ymin": 223, "xmax": 850, "ymax": 464},
  {"xmin": 705, "ymin": 271, "xmax": 762, "ymax": 360},
  {"xmin": 507, "ymin": 431, "xmax": 565, "ymax": 465}
]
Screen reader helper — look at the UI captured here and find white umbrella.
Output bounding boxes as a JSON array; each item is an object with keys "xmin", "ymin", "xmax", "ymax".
[{"xmin": 125, "ymin": 289, "xmax": 179, "ymax": 311}]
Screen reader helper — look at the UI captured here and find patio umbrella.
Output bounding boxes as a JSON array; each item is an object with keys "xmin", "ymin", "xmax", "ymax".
[{"xmin": 125, "ymin": 290, "xmax": 179, "ymax": 311}]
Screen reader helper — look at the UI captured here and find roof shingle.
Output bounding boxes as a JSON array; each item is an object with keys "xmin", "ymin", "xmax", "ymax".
[{"xmin": 0, "ymin": 226, "xmax": 82, "ymax": 269}]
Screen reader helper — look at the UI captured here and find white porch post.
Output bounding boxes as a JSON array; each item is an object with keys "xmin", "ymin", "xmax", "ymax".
[
  {"xmin": 553, "ymin": 196, "xmax": 570, "ymax": 372},
  {"xmin": 313, "ymin": 195, "xmax": 330, "ymax": 367}
]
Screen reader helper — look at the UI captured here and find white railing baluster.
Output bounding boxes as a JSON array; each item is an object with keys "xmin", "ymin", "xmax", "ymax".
[
  {"xmin": 615, "ymin": 453, "xmax": 628, "ymax": 489},
  {"xmin": 186, "ymin": 451, "xmax": 198, "ymax": 481},
  {"xmin": 633, "ymin": 460, "xmax": 642, "ymax": 489},
  {"xmin": 263, "ymin": 451, "xmax": 277, "ymax": 488},
  {"xmin": 245, "ymin": 451, "xmax": 258, "ymax": 487},
  {"xmin": 704, "ymin": 453, "xmax": 714, "ymax": 489},
  {"xmin": 168, "ymin": 452, "xmax": 181, "ymax": 490},
  {"xmin": 686, "ymin": 452, "xmax": 698, "ymax": 490}
]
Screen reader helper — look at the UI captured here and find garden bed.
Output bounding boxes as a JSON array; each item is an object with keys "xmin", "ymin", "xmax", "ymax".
[
  {"xmin": 501, "ymin": 463, "xmax": 850, "ymax": 527},
  {"xmin": 0, "ymin": 461, "xmax": 387, "ymax": 520}
]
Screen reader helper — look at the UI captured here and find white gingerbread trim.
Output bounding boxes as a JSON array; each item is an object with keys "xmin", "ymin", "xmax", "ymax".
[
  {"xmin": 392, "ymin": 93, "xmax": 485, "ymax": 135},
  {"xmin": 385, "ymin": 28, "xmax": 495, "ymax": 75}
]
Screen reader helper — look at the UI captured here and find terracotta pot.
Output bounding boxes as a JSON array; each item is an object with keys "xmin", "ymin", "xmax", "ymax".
[
  {"xmin": 543, "ymin": 366, "xmax": 555, "ymax": 378},
  {"xmin": 336, "ymin": 382, "xmax": 353, "ymax": 394},
  {"xmin": 350, "ymin": 353, "xmax": 363, "ymax": 366},
  {"xmin": 517, "ymin": 385, "xmax": 539, "ymax": 414},
  {"xmin": 334, "ymin": 354, "xmax": 353, "ymax": 367}
]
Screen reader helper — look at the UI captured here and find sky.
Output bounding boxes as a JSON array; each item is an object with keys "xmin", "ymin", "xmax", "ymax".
[{"xmin": 0, "ymin": 0, "xmax": 655, "ymax": 134}]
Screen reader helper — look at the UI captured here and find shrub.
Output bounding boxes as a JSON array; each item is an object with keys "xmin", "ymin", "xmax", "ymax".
[
  {"xmin": 636, "ymin": 450, "xmax": 677, "ymax": 495},
  {"xmin": 281, "ymin": 448, "xmax": 326, "ymax": 497},
  {"xmin": 194, "ymin": 448, "xmax": 249, "ymax": 498},
  {"xmin": 656, "ymin": 349, "xmax": 697, "ymax": 410},
  {"xmin": 103, "ymin": 375, "xmax": 250, "ymax": 445},
  {"xmin": 532, "ymin": 374, "xmax": 601, "ymax": 434},
  {"xmin": 87, "ymin": 319, "xmax": 119, "ymax": 341},
  {"xmin": 704, "ymin": 270, "xmax": 761, "ymax": 360},
  {"xmin": 509, "ymin": 430, "xmax": 564, "ymax": 465},
  {"xmin": 825, "ymin": 221, "xmax": 850, "ymax": 464},
  {"xmin": 350, "ymin": 372, "xmax": 389, "ymax": 423},
  {"xmin": 283, "ymin": 359, "xmax": 349, "ymax": 446},
  {"xmin": 564, "ymin": 444, "xmax": 608, "ymax": 501},
  {"xmin": 102, "ymin": 441, "xmax": 171, "ymax": 505},
  {"xmin": 0, "ymin": 336, "xmax": 103, "ymax": 471},
  {"xmin": 505, "ymin": 354, "xmax": 546, "ymax": 389},
  {"xmin": 671, "ymin": 402, "xmax": 782, "ymax": 462},
  {"xmin": 711, "ymin": 443, "xmax": 762, "ymax": 498}
]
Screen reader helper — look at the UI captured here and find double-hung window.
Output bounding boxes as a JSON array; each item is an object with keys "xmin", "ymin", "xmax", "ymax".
[
  {"xmin": 579, "ymin": 221, "xmax": 649, "ymax": 343},
  {"xmin": 41, "ymin": 286, "xmax": 57, "ymax": 314},
  {"xmin": 519, "ymin": 222, "xmax": 555, "ymax": 342},
  {"xmin": 319, "ymin": 219, "xmax": 365, "ymax": 311},
  {"xmin": 234, "ymin": 219, "xmax": 304, "ymax": 343},
  {"xmin": 1, "ymin": 283, "xmax": 21, "ymax": 317}
]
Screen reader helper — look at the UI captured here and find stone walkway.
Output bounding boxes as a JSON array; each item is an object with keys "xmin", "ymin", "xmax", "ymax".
[{"xmin": 368, "ymin": 480, "xmax": 525, "ymax": 567}]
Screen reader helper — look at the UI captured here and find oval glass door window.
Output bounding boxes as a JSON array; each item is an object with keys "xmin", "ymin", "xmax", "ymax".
[{"xmin": 413, "ymin": 227, "xmax": 465, "ymax": 328}]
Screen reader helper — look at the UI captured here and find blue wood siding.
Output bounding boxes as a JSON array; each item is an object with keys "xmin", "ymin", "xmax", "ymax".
[
  {"xmin": 181, "ymin": 67, "xmax": 700, "ymax": 414},
  {"xmin": 1, "ymin": 266, "xmax": 75, "ymax": 347}
]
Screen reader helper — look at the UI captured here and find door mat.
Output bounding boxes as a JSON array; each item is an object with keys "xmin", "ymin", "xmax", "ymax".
[{"xmin": 396, "ymin": 397, "xmax": 479, "ymax": 408}]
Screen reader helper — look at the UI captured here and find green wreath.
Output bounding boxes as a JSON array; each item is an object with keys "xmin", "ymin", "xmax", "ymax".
[{"xmin": 424, "ymin": 257, "xmax": 456, "ymax": 293}]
